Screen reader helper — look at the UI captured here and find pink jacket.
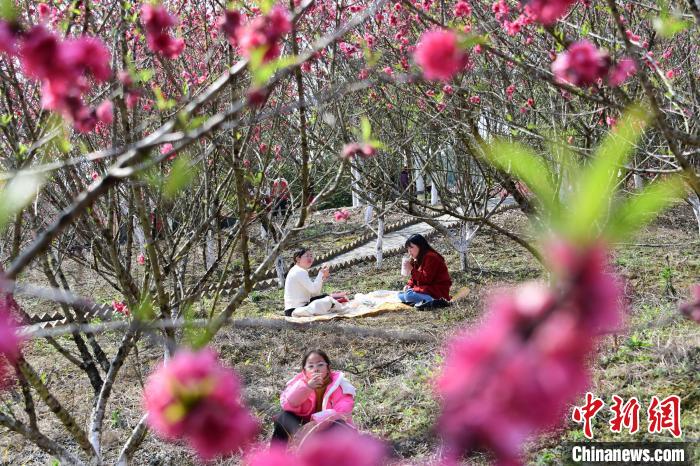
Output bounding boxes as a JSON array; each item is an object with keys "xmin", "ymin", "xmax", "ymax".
[{"xmin": 280, "ymin": 370, "xmax": 355, "ymax": 420}]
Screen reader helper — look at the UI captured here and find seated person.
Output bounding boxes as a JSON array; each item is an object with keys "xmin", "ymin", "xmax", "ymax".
[
  {"xmin": 398, "ymin": 234, "xmax": 452, "ymax": 309},
  {"xmin": 272, "ymin": 350, "xmax": 355, "ymax": 445},
  {"xmin": 284, "ymin": 248, "xmax": 345, "ymax": 317}
]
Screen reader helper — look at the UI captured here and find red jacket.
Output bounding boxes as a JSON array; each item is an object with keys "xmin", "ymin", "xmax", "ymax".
[{"xmin": 407, "ymin": 250, "xmax": 452, "ymax": 300}]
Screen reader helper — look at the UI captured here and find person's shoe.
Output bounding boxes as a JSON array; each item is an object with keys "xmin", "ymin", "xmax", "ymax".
[
  {"xmin": 414, "ymin": 300, "xmax": 432, "ymax": 310},
  {"xmin": 431, "ymin": 298, "xmax": 450, "ymax": 309}
]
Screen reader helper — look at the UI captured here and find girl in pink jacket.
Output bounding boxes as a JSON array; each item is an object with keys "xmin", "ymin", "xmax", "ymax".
[{"xmin": 271, "ymin": 349, "xmax": 356, "ymax": 444}]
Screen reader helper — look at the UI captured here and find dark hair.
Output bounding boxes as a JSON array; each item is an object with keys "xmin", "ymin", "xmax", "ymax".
[
  {"xmin": 301, "ymin": 349, "xmax": 331, "ymax": 370},
  {"xmin": 289, "ymin": 247, "xmax": 309, "ymax": 271},
  {"xmin": 405, "ymin": 234, "xmax": 437, "ymax": 266}
]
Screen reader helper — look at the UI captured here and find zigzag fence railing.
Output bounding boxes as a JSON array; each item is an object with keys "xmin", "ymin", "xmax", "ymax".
[{"xmin": 25, "ymin": 212, "xmax": 458, "ymax": 330}]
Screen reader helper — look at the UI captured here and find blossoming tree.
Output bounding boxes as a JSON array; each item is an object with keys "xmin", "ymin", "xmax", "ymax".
[{"xmin": 0, "ymin": 0, "xmax": 698, "ymax": 464}]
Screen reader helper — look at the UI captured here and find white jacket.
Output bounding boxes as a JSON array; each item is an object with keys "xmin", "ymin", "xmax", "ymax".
[{"xmin": 284, "ymin": 265, "xmax": 324, "ymax": 309}]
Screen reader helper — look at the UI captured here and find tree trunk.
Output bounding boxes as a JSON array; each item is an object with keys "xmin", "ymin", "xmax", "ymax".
[
  {"xmin": 375, "ymin": 216, "xmax": 384, "ymax": 268},
  {"xmin": 457, "ymin": 221, "xmax": 479, "ymax": 272},
  {"xmin": 415, "ymin": 156, "xmax": 425, "ymax": 195},
  {"xmin": 205, "ymin": 230, "xmax": 216, "ymax": 269},
  {"xmin": 431, "ymin": 180, "xmax": 439, "ymax": 206},
  {"xmin": 351, "ymin": 165, "xmax": 362, "ymax": 207},
  {"xmin": 275, "ymin": 256, "xmax": 286, "ymax": 289},
  {"xmin": 689, "ymin": 193, "xmax": 700, "ymax": 237},
  {"xmin": 364, "ymin": 204, "xmax": 374, "ymax": 224}
]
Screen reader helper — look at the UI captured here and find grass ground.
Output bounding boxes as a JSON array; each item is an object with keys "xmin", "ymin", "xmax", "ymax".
[{"xmin": 1, "ymin": 205, "xmax": 698, "ymax": 465}]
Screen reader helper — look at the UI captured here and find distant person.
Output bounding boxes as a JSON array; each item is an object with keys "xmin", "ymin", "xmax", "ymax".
[
  {"xmin": 399, "ymin": 166, "xmax": 409, "ymax": 190},
  {"xmin": 399, "ymin": 234, "xmax": 451, "ymax": 309},
  {"xmin": 284, "ymin": 248, "xmax": 346, "ymax": 317},
  {"xmin": 272, "ymin": 350, "xmax": 355, "ymax": 445}
]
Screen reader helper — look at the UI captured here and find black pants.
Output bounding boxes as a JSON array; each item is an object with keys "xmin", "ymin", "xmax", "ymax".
[
  {"xmin": 284, "ymin": 294, "xmax": 329, "ymax": 317},
  {"xmin": 271, "ymin": 410, "xmax": 351, "ymax": 444},
  {"xmin": 271, "ymin": 411, "xmax": 306, "ymax": 444}
]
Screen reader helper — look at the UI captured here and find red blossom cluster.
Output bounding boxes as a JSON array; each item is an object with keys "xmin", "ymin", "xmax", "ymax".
[
  {"xmin": 144, "ymin": 349, "xmax": 259, "ymax": 461},
  {"xmin": 0, "ymin": 294, "xmax": 22, "ymax": 389},
  {"xmin": 0, "ymin": 20, "xmax": 19, "ymax": 55},
  {"xmin": 340, "ymin": 142, "xmax": 376, "ymax": 160},
  {"xmin": 218, "ymin": 5, "xmax": 292, "ymax": 63},
  {"xmin": 436, "ymin": 240, "xmax": 622, "ymax": 464},
  {"xmin": 0, "ymin": 24, "xmax": 114, "ymax": 132},
  {"xmin": 526, "ymin": 0, "xmax": 578, "ymax": 25},
  {"xmin": 454, "ymin": 1, "xmax": 472, "ymax": 17},
  {"xmin": 413, "ymin": 29, "xmax": 469, "ymax": 82},
  {"xmin": 679, "ymin": 284, "xmax": 700, "ymax": 323},
  {"xmin": 141, "ymin": 4, "xmax": 185, "ymax": 59},
  {"xmin": 112, "ymin": 300, "xmax": 130, "ymax": 317},
  {"xmin": 334, "ymin": 209, "xmax": 351, "ymax": 222},
  {"xmin": 244, "ymin": 430, "xmax": 389, "ymax": 466},
  {"xmin": 552, "ymin": 40, "xmax": 638, "ymax": 87}
]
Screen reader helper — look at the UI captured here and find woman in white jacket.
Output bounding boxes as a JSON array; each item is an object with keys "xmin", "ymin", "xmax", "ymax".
[{"xmin": 284, "ymin": 248, "xmax": 344, "ymax": 317}]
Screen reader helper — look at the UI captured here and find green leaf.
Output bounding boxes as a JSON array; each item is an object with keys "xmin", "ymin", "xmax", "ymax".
[
  {"xmin": 606, "ymin": 177, "xmax": 685, "ymax": 241},
  {"xmin": 652, "ymin": 14, "xmax": 690, "ymax": 39},
  {"xmin": 153, "ymin": 86, "xmax": 176, "ymax": 111},
  {"xmin": 133, "ymin": 295, "xmax": 155, "ymax": 321},
  {"xmin": 163, "ymin": 155, "xmax": 195, "ymax": 199},
  {"xmin": 252, "ymin": 54, "xmax": 297, "ymax": 87},
  {"xmin": 565, "ymin": 104, "xmax": 650, "ymax": 240},
  {"xmin": 361, "ymin": 117, "xmax": 372, "ymax": 141},
  {"xmin": 458, "ymin": 34, "xmax": 489, "ymax": 50},
  {"xmin": 0, "ymin": 173, "xmax": 44, "ymax": 233},
  {"xmin": 0, "ymin": 0, "xmax": 18, "ymax": 21},
  {"xmin": 137, "ymin": 69, "xmax": 154, "ymax": 83},
  {"xmin": 485, "ymin": 140, "xmax": 559, "ymax": 214},
  {"xmin": 258, "ymin": 0, "xmax": 273, "ymax": 14},
  {"xmin": 58, "ymin": 139, "xmax": 73, "ymax": 154},
  {"xmin": 0, "ymin": 114, "xmax": 12, "ymax": 127}
]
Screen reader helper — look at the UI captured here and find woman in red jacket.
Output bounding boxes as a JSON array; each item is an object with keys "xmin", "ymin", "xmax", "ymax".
[{"xmin": 399, "ymin": 234, "xmax": 451, "ymax": 309}]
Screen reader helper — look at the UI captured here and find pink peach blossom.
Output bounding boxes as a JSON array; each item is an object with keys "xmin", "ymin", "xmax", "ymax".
[
  {"xmin": 340, "ymin": 143, "xmax": 376, "ymax": 160},
  {"xmin": 492, "ymin": 0, "xmax": 509, "ymax": 20},
  {"xmin": 0, "ymin": 295, "xmax": 22, "ymax": 388},
  {"xmin": 236, "ymin": 5, "xmax": 291, "ymax": 62},
  {"xmin": 144, "ymin": 348, "xmax": 259, "ymax": 460},
  {"xmin": 679, "ymin": 285, "xmax": 700, "ymax": 323},
  {"xmin": 0, "ymin": 20, "xmax": 19, "ymax": 56},
  {"xmin": 607, "ymin": 58, "xmax": 636, "ymax": 86},
  {"xmin": 526, "ymin": 0, "xmax": 576, "ymax": 25},
  {"xmin": 244, "ymin": 444, "xmax": 303, "ymax": 466},
  {"xmin": 298, "ymin": 430, "xmax": 389, "ymax": 466},
  {"xmin": 96, "ymin": 100, "xmax": 113, "ymax": 124},
  {"xmin": 454, "ymin": 1, "xmax": 472, "ymax": 17},
  {"xmin": 334, "ymin": 209, "xmax": 351, "ymax": 222},
  {"xmin": 112, "ymin": 300, "xmax": 130, "ymax": 317},
  {"xmin": 437, "ymin": 240, "xmax": 622, "ymax": 463},
  {"xmin": 551, "ymin": 40, "xmax": 609, "ymax": 87},
  {"xmin": 414, "ymin": 29, "xmax": 469, "ymax": 82},
  {"xmin": 219, "ymin": 9, "xmax": 243, "ymax": 46},
  {"xmin": 141, "ymin": 4, "xmax": 185, "ymax": 59}
]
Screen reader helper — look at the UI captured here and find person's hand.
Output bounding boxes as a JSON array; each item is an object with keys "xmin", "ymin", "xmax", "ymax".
[
  {"xmin": 306, "ymin": 373, "xmax": 324, "ymax": 389},
  {"xmin": 403, "ymin": 285, "xmax": 410, "ymax": 292},
  {"xmin": 321, "ymin": 265, "xmax": 330, "ymax": 280}
]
